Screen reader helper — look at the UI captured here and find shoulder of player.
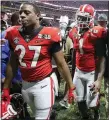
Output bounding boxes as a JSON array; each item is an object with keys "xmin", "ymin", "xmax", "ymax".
[
  {"xmin": 6, "ymin": 26, "xmax": 21, "ymax": 33},
  {"xmin": 68, "ymin": 27, "xmax": 77, "ymax": 38},
  {"xmin": 43, "ymin": 27, "xmax": 60, "ymax": 34},
  {"xmin": 89, "ymin": 25, "xmax": 106, "ymax": 38},
  {"xmin": 41, "ymin": 27, "xmax": 61, "ymax": 42},
  {"xmin": 90, "ymin": 25, "xmax": 105, "ymax": 33},
  {"xmin": 69, "ymin": 26, "xmax": 77, "ymax": 33}
]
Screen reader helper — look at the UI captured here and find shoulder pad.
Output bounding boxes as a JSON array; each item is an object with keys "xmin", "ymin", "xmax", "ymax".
[
  {"xmin": 5, "ymin": 26, "xmax": 20, "ymax": 42},
  {"xmin": 68, "ymin": 27, "xmax": 76, "ymax": 39},
  {"xmin": 6, "ymin": 26, "xmax": 20, "ymax": 32},
  {"xmin": 41, "ymin": 27, "xmax": 61, "ymax": 42},
  {"xmin": 90, "ymin": 26, "xmax": 106, "ymax": 38}
]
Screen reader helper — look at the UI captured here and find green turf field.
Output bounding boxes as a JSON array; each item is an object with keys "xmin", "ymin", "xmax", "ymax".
[{"xmin": 52, "ymin": 79, "xmax": 108, "ymax": 120}]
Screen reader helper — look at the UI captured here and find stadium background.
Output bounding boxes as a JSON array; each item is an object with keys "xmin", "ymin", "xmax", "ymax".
[{"xmin": 1, "ymin": 1, "xmax": 109, "ymax": 26}]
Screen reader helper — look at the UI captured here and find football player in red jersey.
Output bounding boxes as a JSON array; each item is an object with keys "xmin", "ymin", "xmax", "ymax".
[
  {"xmin": 2, "ymin": 2, "xmax": 75, "ymax": 120},
  {"xmin": 69, "ymin": 4, "xmax": 106, "ymax": 120}
]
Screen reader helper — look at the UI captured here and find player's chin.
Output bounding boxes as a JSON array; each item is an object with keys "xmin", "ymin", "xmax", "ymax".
[{"xmin": 21, "ymin": 22, "xmax": 29, "ymax": 27}]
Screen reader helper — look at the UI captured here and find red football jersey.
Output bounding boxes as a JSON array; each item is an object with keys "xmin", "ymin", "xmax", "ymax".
[
  {"xmin": 5, "ymin": 26, "xmax": 61, "ymax": 81},
  {"xmin": 69, "ymin": 26, "xmax": 106, "ymax": 72}
]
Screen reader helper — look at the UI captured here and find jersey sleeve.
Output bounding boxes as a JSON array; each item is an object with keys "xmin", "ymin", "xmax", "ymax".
[
  {"xmin": 68, "ymin": 29, "xmax": 73, "ymax": 39},
  {"xmin": 97, "ymin": 28, "xmax": 107, "ymax": 39},
  {"xmin": 91, "ymin": 26, "xmax": 107, "ymax": 39},
  {"xmin": 5, "ymin": 29, "xmax": 14, "ymax": 51},
  {"xmin": 50, "ymin": 42, "xmax": 62, "ymax": 54},
  {"xmin": 51, "ymin": 28, "xmax": 61, "ymax": 42}
]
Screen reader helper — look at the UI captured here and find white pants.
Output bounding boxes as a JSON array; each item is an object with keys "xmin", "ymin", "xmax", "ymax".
[
  {"xmin": 22, "ymin": 72, "xmax": 58, "ymax": 120},
  {"xmin": 73, "ymin": 67, "xmax": 99, "ymax": 108}
]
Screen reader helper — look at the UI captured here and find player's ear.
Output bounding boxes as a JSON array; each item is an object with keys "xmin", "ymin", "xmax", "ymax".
[{"xmin": 36, "ymin": 13, "xmax": 41, "ymax": 20}]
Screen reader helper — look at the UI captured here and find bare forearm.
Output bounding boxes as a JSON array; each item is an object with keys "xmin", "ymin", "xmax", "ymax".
[
  {"xmin": 53, "ymin": 50, "xmax": 75, "ymax": 89},
  {"xmin": 57, "ymin": 60, "xmax": 74, "ymax": 89},
  {"xmin": 3, "ymin": 52, "xmax": 19, "ymax": 88},
  {"xmin": 96, "ymin": 57, "xmax": 105, "ymax": 82},
  {"xmin": 3, "ymin": 62, "xmax": 14, "ymax": 88}
]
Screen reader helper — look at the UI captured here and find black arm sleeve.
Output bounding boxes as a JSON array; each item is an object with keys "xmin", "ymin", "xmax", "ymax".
[
  {"xmin": 50, "ymin": 42, "xmax": 62, "ymax": 54},
  {"xmin": 95, "ymin": 37, "xmax": 106, "ymax": 57}
]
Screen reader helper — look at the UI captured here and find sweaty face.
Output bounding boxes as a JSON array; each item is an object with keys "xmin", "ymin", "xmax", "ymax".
[{"xmin": 19, "ymin": 4, "xmax": 39, "ymax": 27}]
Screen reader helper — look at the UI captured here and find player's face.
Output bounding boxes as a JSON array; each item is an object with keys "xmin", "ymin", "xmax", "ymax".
[
  {"xmin": 19, "ymin": 4, "xmax": 39, "ymax": 27},
  {"xmin": 98, "ymin": 21, "xmax": 107, "ymax": 27}
]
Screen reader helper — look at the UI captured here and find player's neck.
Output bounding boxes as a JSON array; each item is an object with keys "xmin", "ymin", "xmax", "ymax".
[
  {"xmin": 23, "ymin": 23, "xmax": 40, "ymax": 35},
  {"xmin": 79, "ymin": 28, "xmax": 89, "ymax": 34}
]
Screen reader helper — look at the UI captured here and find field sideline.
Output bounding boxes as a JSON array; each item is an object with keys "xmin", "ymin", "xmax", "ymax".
[{"xmin": 51, "ymin": 79, "xmax": 107, "ymax": 120}]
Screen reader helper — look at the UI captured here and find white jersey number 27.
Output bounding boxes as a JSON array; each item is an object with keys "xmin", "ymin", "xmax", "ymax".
[{"xmin": 15, "ymin": 45, "xmax": 41, "ymax": 67}]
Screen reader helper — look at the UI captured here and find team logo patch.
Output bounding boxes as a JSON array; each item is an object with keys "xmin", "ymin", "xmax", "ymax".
[
  {"xmin": 38, "ymin": 34, "xmax": 51, "ymax": 39},
  {"xmin": 13, "ymin": 37, "xmax": 19, "ymax": 44}
]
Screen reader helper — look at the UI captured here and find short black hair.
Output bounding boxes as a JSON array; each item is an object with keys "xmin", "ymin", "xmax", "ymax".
[
  {"xmin": 11, "ymin": 11, "xmax": 19, "ymax": 23},
  {"xmin": 1, "ymin": 11, "xmax": 6, "ymax": 15},
  {"xmin": 40, "ymin": 19, "xmax": 52, "ymax": 27},
  {"xmin": 1, "ymin": 19, "xmax": 6, "ymax": 25},
  {"xmin": 21, "ymin": 2, "xmax": 40, "ymax": 15}
]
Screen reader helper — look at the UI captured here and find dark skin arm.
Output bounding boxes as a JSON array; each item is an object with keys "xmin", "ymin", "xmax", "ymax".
[
  {"xmin": 93, "ymin": 33, "xmax": 106, "ymax": 92},
  {"xmin": 53, "ymin": 50, "xmax": 75, "ymax": 89},
  {"xmin": 93, "ymin": 56, "xmax": 105, "ymax": 92},
  {"xmin": 3, "ymin": 51, "xmax": 19, "ymax": 89}
]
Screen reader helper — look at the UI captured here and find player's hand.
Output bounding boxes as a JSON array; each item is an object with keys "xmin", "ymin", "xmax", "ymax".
[
  {"xmin": 68, "ymin": 87, "xmax": 76, "ymax": 104},
  {"xmin": 89, "ymin": 80, "xmax": 101, "ymax": 94},
  {"xmin": 94, "ymin": 80, "xmax": 101, "ymax": 92},
  {"xmin": 2, "ymin": 88, "xmax": 10, "ymax": 102}
]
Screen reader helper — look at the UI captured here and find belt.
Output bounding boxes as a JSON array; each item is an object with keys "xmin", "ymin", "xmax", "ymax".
[{"xmin": 24, "ymin": 71, "xmax": 53, "ymax": 83}]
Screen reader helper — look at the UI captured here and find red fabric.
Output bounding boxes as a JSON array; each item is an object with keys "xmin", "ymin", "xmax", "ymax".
[
  {"xmin": 68, "ymin": 87, "xmax": 75, "ymax": 104},
  {"xmin": 1, "ymin": 100, "xmax": 10, "ymax": 119},
  {"xmin": 5, "ymin": 26, "xmax": 61, "ymax": 81},
  {"xmin": 2, "ymin": 88, "xmax": 10, "ymax": 102},
  {"xmin": 69, "ymin": 26, "xmax": 106, "ymax": 72}
]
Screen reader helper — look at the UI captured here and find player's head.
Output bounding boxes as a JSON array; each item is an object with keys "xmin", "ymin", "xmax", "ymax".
[
  {"xmin": 40, "ymin": 18, "xmax": 52, "ymax": 26},
  {"xmin": 11, "ymin": 11, "xmax": 20, "ymax": 26},
  {"xmin": 19, "ymin": 2, "xmax": 41, "ymax": 27},
  {"xmin": 76, "ymin": 4, "xmax": 96, "ymax": 29},
  {"xmin": 97, "ymin": 14, "xmax": 107, "ymax": 28},
  {"xmin": 1, "ymin": 11, "xmax": 8, "ymax": 31}
]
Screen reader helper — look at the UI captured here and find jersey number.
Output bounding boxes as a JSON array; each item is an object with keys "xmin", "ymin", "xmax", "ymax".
[
  {"xmin": 79, "ymin": 38, "xmax": 84, "ymax": 54},
  {"xmin": 15, "ymin": 45, "xmax": 41, "ymax": 67}
]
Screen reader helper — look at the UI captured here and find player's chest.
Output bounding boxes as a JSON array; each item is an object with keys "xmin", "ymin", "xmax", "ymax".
[
  {"xmin": 11, "ymin": 33, "xmax": 52, "ymax": 56},
  {"xmin": 72, "ymin": 32, "xmax": 94, "ymax": 50},
  {"xmin": 12, "ymin": 32, "xmax": 51, "ymax": 45}
]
